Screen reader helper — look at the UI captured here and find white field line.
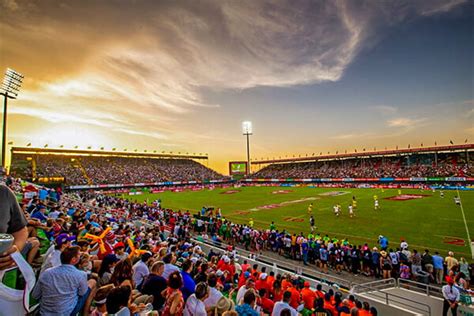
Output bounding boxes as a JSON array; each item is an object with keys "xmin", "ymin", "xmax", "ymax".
[{"xmin": 456, "ymin": 188, "xmax": 474, "ymax": 260}]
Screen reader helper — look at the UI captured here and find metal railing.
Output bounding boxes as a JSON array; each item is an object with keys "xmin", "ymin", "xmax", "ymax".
[
  {"xmin": 398, "ymin": 278, "xmax": 443, "ymax": 298},
  {"xmin": 351, "ymin": 280, "xmax": 432, "ymax": 315},
  {"xmin": 190, "ymin": 237, "xmax": 354, "ymax": 290},
  {"xmin": 351, "ymin": 278, "xmax": 397, "ymax": 294}
]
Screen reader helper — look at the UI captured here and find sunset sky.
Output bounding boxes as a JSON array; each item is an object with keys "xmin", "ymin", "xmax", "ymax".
[{"xmin": 1, "ymin": 0, "xmax": 473, "ymax": 174}]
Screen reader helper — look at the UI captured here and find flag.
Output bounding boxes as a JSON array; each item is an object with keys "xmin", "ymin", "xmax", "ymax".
[
  {"xmin": 344, "ymin": 150, "xmax": 347, "ymax": 154},
  {"xmin": 336, "ymin": 151, "xmax": 338, "ymax": 154},
  {"xmin": 87, "ymin": 146, "xmax": 91, "ymax": 149},
  {"xmin": 434, "ymin": 141, "xmax": 437, "ymax": 146},
  {"xmin": 355, "ymin": 149, "xmax": 357, "ymax": 153},
  {"xmin": 134, "ymin": 149, "xmax": 138, "ymax": 152},
  {"xmin": 112, "ymin": 148, "xmax": 116, "ymax": 151},
  {"xmin": 44, "ymin": 144, "xmax": 48, "ymax": 148},
  {"xmin": 420, "ymin": 143, "xmax": 423, "ymax": 147},
  {"xmin": 124, "ymin": 148, "xmax": 127, "ymax": 151},
  {"xmin": 144, "ymin": 150, "xmax": 147, "ymax": 152},
  {"xmin": 363, "ymin": 148, "xmax": 366, "ymax": 151},
  {"xmin": 7, "ymin": 141, "xmax": 13, "ymax": 145},
  {"xmin": 396, "ymin": 146, "xmax": 398, "ymax": 150},
  {"xmin": 408, "ymin": 144, "xmax": 410, "ymax": 149},
  {"xmin": 449, "ymin": 140, "xmax": 454, "ymax": 145},
  {"xmin": 465, "ymin": 139, "xmax": 468, "ymax": 143},
  {"xmin": 26, "ymin": 143, "xmax": 31, "ymax": 146},
  {"xmin": 153, "ymin": 150, "xmax": 157, "ymax": 153},
  {"xmin": 74, "ymin": 145, "xmax": 78, "ymax": 149},
  {"xmin": 320, "ymin": 152, "xmax": 322, "ymax": 155},
  {"xmin": 59, "ymin": 145, "xmax": 64, "ymax": 148}
]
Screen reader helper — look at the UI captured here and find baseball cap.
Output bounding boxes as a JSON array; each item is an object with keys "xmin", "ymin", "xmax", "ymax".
[
  {"xmin": 260, "ymin": 273, "xmax": 267, "ymax": 279},
  {"xmin": 113, "ymin": 242, "xmax": 125, "ymax": 250},
  {"xmin": 304, "ymin": 281, "xmax": 310, "ymax": 287},
  {"xmin": 55, "ymin": 233, "xmax": 75, "ymax": 247}
]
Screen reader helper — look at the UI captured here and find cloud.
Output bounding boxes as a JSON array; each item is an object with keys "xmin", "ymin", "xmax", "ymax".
[
  {"xmin": 387, "ymin": 117, "xmax": 427, "ymax": 127},
  {"xmin": 330, "ymin": 132, "xmax": 373, "ymax": 140},
  {"xmin": 1, "ymin": 0, "xmax": 466, "ymax": 143},
  {"xmin": 370, "ymin": 105, "xmax": 398, "ymax": 115}
]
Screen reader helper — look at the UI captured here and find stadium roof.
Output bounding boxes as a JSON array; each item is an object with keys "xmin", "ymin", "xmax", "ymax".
[
  {"xmin": 11, "ymin": 146, "xmax": 208, "ymax": 160},
  {"xmin": 252, "ymin": 143, "xmax": 474, "ymax": 165}
]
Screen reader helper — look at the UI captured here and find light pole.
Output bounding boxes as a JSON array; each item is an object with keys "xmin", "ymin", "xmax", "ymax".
[
  {"xmin": 242, "ymin": 121, "xmax": 252, "ymax": 174},
  {"xmin": 1, "ymin": 68, "xmax": 23, "ymax": 168}
]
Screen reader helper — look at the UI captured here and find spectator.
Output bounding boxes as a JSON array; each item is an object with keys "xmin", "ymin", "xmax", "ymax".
[
  {"xmin": 442, "ymin": 277, "xmax": 459, "ymax": 316},
  {"xmin": 272, "ymin": 291, "xmax": 298, "ymax": 316},
  {"xmin": 184, "ymin": 282, "xmax": 209, "ymax": 316},
  {"xmin": 98, "ymin": 254, "xmax": 119, "ymax": 287},
  {"xmin": 133, "ymin": 252, "xmax": 152, "ymax": 289},
  {"xmin": 32, "ymin": 246, "xmax": 97, "ymax": 316},
  {"xmin": 180, "ymin": 258, "xmax": 196, "ymax": 301},
  {"xmin": 0, "ymin": 184, "xmax": 28, "ymax": 270},
  {"xmin": 141, "ymin": 261, "xmax": 167, "ymax": 311},
  {"xmin": 236, "ymin": 290, "xmax": 259, "ymax": 316},
  {"xmin": 162, "ymin": 271, "xmax": 185, "ymax": 316}
]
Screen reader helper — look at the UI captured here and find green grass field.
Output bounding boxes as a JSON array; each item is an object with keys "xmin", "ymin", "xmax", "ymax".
[{"xmin": 124, "ymin": 186, "xmax": 474, "ymax": 258}]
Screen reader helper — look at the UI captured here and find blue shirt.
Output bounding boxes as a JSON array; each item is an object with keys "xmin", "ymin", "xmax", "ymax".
[
  {"xmin": 432, "ymin": 255, "xmax": 444, "ymax": 269},
  {"xmin": 180, "ymin": 271, "xmax": 196, "ymax": 301},
  {"xmin": 32, "ymin": 264, "xmax": 88, "ymax": 316},
  {"xmin": 235, "ymin": 303, "xmax": 259, "ymax": 316},
  {"xmin": 320, "ymin": 248, "xmax": 328, "ymax": 261},
  {"xmin": 39, "ymin": 189, "xmax": 48, "ymax": 200},
  {"xmin": 31, "ymin": 210, "xmax": 48, "ymax": 222}
]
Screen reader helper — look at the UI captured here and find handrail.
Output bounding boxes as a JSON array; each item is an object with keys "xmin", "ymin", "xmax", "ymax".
[
  {"xmin": 351, "ymin": 278, "xmax": 397, "ymax": 293},
  {"xmin": 352, "ymin": 281, "xmax": 432, "ymax": 315},
  {"xmin": 398, "ymin": 278, "xmax": 443, "ymax": 298},
  {"xmin": 191, "ymin": 237, "xmax": 354, "ymax": 289}
]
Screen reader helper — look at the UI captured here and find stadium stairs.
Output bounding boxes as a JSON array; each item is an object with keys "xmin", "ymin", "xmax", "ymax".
[{"xmin": 71, "ymin": 158, "xmax": 93, "ymax": 185}]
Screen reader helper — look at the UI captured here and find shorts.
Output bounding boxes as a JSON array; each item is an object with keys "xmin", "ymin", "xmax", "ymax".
[
  {"xmin": 321, "ymin": 260, "xmax": 327, "ymax": 265},
  {"xmin": 383, "ymin": 264, "xmax": 391, "ymax": 271}
]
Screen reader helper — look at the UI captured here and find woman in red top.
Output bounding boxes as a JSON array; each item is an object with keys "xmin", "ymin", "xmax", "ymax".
[
  {"xmin": 271, "ymin": 280, "xmax": 283, "ymax": 303},
  {"xmin": 162, "ymin": 271, "xmax": 184, "ymax": 316}
]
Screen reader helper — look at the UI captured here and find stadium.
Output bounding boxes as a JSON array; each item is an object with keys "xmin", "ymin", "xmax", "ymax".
[{"xmin": 1, "ymin": 1, "xmax": 474, "ymax": 316}]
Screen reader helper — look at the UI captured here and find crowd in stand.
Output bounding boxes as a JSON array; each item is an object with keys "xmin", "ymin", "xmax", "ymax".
[
  {"xmin": 11, "ymin": 154, "xmax": 227, "ymax": 185},
  {"xmin": 251, "ymin": 153, "xmax": 473, "ymax": 179},
  {"xmin": 1, "ymin": 173, "xmax": 472, "ymax": 315}
]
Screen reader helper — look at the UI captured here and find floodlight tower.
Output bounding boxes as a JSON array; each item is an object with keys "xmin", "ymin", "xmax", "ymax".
[
  {"xmin": 1, "ymin": 68, "xmax": 23, "ymax": 168},
  {"xmin": 242, "ymin": 121, "xmax": 252, "ymax": 174}
]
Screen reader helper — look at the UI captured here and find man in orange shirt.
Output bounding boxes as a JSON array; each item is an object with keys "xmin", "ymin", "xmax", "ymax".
[
  {"xmin": 287, "ymin": 282, "xmax": 301, "ymax": 309},
  {"xmin": 266, "ymin": 271, "xmax": 275, "ymax": 288},
  {"xmin": 255, "ymin": 273, "xmax": 271, "ymax": 294},
  {"xmin": 301, "ymin": 281, "xmax": 316, "ymax": 310},
  {"xmin": 314, "ymin": 284, "xmax": 325, "ymax": 300},
  {"xmin": 323, "ymin": 293, "xmax": 337, "ymax": 316}
]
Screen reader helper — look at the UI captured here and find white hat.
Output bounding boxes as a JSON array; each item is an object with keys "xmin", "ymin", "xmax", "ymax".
[
  {"xmin": 216, "ymin": 270, "xmax": 224, "ymax": 277},
  {"xmin": 223, "ymin": 256, "xmax": 230, "ymax": 263},
  {"xmin": 260, "ymin": 273, "xmax": 268, "ymax": 279}
]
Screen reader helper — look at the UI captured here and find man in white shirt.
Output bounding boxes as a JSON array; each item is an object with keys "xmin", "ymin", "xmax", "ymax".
[
  {"xmin": 184, "ymin": 282, "xmax": 209, "ymax": 316},
  {"xmin": 236, "ymin": 278, "xmax": 255, "ymax": 304},
  {"xmin": 442, "ymin": 277, "xmax": 460, "ymax": 316},
  {"xmin": 272, "ymin": 291, "xmax": 298, "ymax": 316},
  {"xmin": 133, "ymin": 252, "xmax": 152, "ymax": 288},
  {"xmin": 203, "ymin": 273, "xmax": 223, "ymax": 308},
  {"xmin": 41, "ymin": 233, "xmax": 74, "ymax": 274}
]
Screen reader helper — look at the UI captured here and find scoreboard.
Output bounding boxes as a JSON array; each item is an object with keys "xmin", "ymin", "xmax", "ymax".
[{"xmin": 229, "ymin": 161, "xmax": 248, "ymax": 175}]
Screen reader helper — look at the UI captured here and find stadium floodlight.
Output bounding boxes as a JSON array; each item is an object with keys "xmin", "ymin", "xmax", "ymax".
[
  {"xmin": 1, "ymin": 68, "xmax": 23, "ymax": 168},
  {"xmin": 242, "ymin": 121, "xmax": 252, "ymax": 174}
]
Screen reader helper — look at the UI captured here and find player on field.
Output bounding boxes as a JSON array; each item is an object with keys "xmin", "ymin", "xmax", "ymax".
[
  {"xmin": 374, "ymin": 199, "xmax": 379, "ymax": 211},
  {"xmin": 309, "ymin": 215, "xmax": 315, "ymax": 232},
  {"xmin": 440, "ymin": 190, "xmax": 444, "ymax": 198},
  {"xmin": 333, "ymin": 204, "xmax": 340, "ymax": 217},
  {"xmin": 249, "ymin": 218, "xmax": 254, "ymax": 228},
  {"xmin": 454, "ymin": 196, "xmax": 461, "ymax": 205},
  {"xmin": 352, "ymin": 196, "xmax": 357, "ymax": 209},
  {"xmin": 348, "ymin": 205, "xmax": 354, "ymax": 218},
  {"xmin": 307, "ymin": 202, "xmax": 313, "ymax": 214}
]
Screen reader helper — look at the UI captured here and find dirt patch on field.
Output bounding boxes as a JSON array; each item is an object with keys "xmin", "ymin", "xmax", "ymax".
[
  {"xmin": 272, "ymin": 190, "xmax": 293, "ymax": 194},
  {"xmin": 221, "ymin": 190, "xmax": 241, "ymax": 194},
  {"xmin": 384, "ymin": 194, "xmax": 431, "ymax": 201},
  {"xmin": 234, "ymin": 210, "xmax": 250, "ymax": 215},
  {"xmin": 318, "ymin": 191, "xmax": 350, "ymax": 197},
  {"xmin": 283, "ymin": 217, "xmax": 305, "ymax": 222}
]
